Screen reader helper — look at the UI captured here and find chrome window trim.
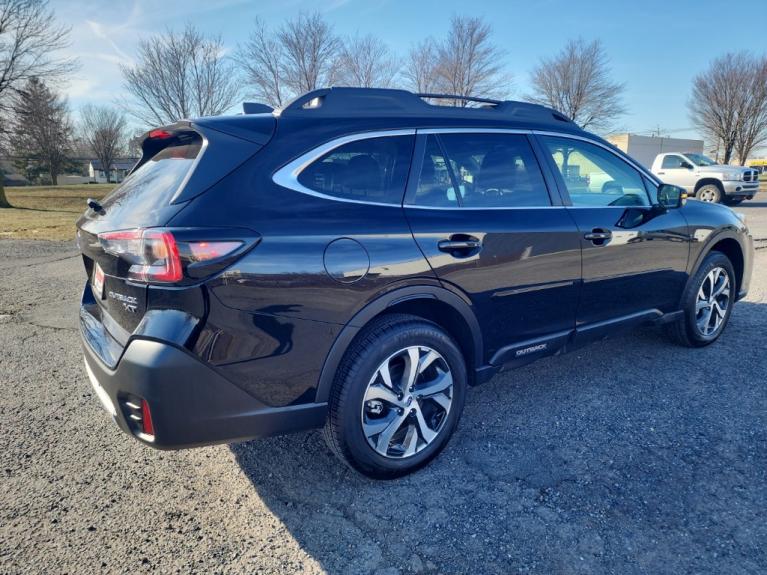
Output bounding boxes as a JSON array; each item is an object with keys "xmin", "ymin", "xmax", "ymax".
[
  {"xmin": 272, "ymin": 129, "xmax": 417, "ymax": 207},
  {"xmin": 169, "ymin": 132, "xmax": 210, "ymax": 204},
  {"xmin": 417, "ymin": 128, "xmax": 532, "ymax": 135},
  {"xmin": 405, "ymin": 204, "xmax": 566, "ymax": 211}
]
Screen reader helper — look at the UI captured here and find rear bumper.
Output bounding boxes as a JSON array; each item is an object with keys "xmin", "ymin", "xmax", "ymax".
[{"xmin": 81, "ymin": 324, "xmax": 327, "ymax": 449}]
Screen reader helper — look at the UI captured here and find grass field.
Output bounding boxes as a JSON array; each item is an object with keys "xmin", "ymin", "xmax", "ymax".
[{"xmin": 0, "ymin": 185, "xmax": 115, "ymax": 241}]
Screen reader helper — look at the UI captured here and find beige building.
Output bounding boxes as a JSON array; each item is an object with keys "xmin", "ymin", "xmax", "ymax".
[{"xmin": 606, "ymin": 134, "xmax": 704, "ymax": 169}]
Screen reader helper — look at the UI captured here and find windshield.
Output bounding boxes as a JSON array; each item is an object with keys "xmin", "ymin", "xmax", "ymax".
[{"xmin": 685, "ymin": 153, "xmax": 717, "ymax": 167}]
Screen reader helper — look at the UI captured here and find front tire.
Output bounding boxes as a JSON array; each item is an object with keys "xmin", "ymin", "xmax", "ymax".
[
  {"xmin": 695, "ymin": 183, "xmax": 723, "ymax": 203},
  {"xmin": 666, "ymin": 251, "xmax": 735, "ymax": 347},
  {"xmin": 323, "ymin": 314, "xmax": 467, "ymax": 479}
]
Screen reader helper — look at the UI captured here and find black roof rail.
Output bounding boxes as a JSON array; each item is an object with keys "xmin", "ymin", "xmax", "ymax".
[
  {"xmin": 279, "ymin": 87, "xmax": 575, "ymax": 126},
  {"xmin": 415, "ymin": 93, "xmax": 504, "ymax": 106},
  {"xmin": 242, "ymin": 102, "xmax": 274, "ymax": 115}
]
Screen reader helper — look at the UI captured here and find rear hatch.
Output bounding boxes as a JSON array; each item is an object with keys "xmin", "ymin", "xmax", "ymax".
[{"xmin": 77, "ymin": 115, "xmax": 274, "ymax": 346}]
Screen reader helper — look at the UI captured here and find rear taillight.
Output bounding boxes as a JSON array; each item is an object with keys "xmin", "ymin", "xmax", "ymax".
[{"xmin": 98, "ymin": 228, "xmax": 244, "ymax": 284}]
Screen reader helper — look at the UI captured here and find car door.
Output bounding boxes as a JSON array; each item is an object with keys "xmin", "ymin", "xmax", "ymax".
[
  {"xmin": 536, "ymin": 134, "xmax": 690, "ymax": 345},
  {"xmin": 404, "ymin": 130, "xmax": 582, "ymax": 366},
  {"xmin": 656, "ymin": 154, "xmax": 698, "ymax": 192}
]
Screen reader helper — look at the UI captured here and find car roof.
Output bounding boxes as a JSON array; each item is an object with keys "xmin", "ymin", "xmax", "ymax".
[{"xmin": 201, "ymin": 87, "xmax": 584, "ymax": 137}]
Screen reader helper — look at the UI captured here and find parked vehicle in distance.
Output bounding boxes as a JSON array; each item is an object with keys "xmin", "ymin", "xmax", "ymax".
[
  {"xmin": 77, "ymin": 88, "xmax": 754, "ymax": 478},
  {"xmin": 651, "ymin": 152, "xmax": 760, "ymax": 205}
]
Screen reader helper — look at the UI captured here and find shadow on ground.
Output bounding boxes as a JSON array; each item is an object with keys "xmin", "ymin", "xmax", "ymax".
[{"xmin": 232, "ymin": 302, "xmax": 767, "ymax": 575}]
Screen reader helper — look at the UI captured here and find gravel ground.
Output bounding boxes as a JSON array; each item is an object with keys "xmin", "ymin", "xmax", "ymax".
[{"xmin": 1, "ymin": 198, "xmax": 766, "ymax": 574}]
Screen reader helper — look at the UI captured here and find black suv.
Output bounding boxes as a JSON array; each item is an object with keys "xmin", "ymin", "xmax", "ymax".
[{"xmin": 77, "ymin": 88, "xmax": 753, "ymax": 478}]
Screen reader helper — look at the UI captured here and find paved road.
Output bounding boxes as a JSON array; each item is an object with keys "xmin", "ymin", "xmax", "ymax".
[{"xmin": 1, "ymin": 203, "xmax": 766, "ymax": 574}]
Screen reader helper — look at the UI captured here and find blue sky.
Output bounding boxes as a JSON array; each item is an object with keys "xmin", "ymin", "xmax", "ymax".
[{"xmin": 55, "ymin": 0, "xmax": 766, "ymax": 143}]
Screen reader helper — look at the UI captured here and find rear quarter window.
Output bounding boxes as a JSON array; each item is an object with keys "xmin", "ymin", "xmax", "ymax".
[{"xmin": 297, "ymin": 135, "xmax": 415, "ymax": 204}]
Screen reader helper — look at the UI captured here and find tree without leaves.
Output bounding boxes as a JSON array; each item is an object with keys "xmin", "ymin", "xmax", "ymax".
[
  {"xmin": 434, "ymin": 15, "xmax": 508, "ymax": 106},
  {"xmin": 526, "ymin": 38, "xmax": 624, "ymax": 131},
  {"xmin": 10, "ymin": 77, "xmax": 72, "ymax": 185},
  {"xmin": 277, "ymin": 12, "xmax": 341, "ymax": 96},
  {"xmin": 0, "ymin": 0, "xmax": 77, "ymax": 206},
  {"xmin": 235, "ymin": 18, "xmax": 288, "ymax": 108},
  {"xmin": 335, "ymin": 34, "xmax": 399, "ymax": 88},
  {"xmin": 79, "ymin": 104, "xmax": 127, "ymax": 183},
  {"xmin": 121, "ymin": 25, "xmax": 241, "ymax": 127},
  {"xmin": 402, "ymin": 38, "xmax": 439, "ymax": 94},
  {"xmin": 689, "ymin": 52, "xmax": 767, "ymax": 165},
  {"xmin": 733, "ymin": 56, "xmax": 767, "ymax": 164}
]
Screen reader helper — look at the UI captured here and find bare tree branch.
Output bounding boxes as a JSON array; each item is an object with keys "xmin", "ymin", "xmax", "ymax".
[
  {"xmin": 402, "ymin": 38, "xmax": 438, "ymax": 94},
  {"xmin": 278, "ymin": 12, "xmax": 340, "ymax": 96},
  {"xmin": 434, "ymin": 15, "xmax": 509, "ymax": 106},
  {"xmin": 335, "ymin": 34, "xmax": 399, "ymax": 88},
  {"xmin": 689, "ymin": 52, "xmax": 767, "ymax": 165},
  {"xmin": 0, "ymin": 0, "xmax": 77, "ymax": 112},
  {"xmin": 235, "ymin": 18, "xmax": 287, "ymax": 108},
  {"xmin": 79, "ymin": 104, "xmax": 127, "ymax": 183},
  {"xmin": 526, "ymin": 38, "xmax": 624, "ymax": 132},
  {"xmin": 120, "ymin": 24, "xmax": 241, "ymax": 126}
]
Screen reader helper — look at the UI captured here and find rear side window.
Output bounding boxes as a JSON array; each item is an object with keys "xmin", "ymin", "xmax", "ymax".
[
  {"xmin": 413, "ymin": 133, "xmax": 551, "ymax": 208},
  {"xmin": 100, "ymin": 136, "xmax": 202, "ymax": 219},
  {"xmin": 298, "ymin": 135, "xmax": 414, "ymax": 204}
]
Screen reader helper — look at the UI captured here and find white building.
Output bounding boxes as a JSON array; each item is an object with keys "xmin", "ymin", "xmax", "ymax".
[
  {"xmin": 606, "ymin": 134, "xmax": 704, "ymax": 169},
  {"xmin": 88, "ymin": 159, "xmax": 138, "ymax": 183}
]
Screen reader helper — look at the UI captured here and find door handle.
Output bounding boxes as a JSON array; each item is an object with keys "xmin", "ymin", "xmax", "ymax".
[
  {"xmin": 438, "ymin": 235, "xmax": 482, "ymax": 256},
  {"xmin": 584, "ymin": 229, "xmax": 612, "ymax": 245},
  {"xmin": 657, "ymin": 171, "xmax": 665, "ymax": 175}
]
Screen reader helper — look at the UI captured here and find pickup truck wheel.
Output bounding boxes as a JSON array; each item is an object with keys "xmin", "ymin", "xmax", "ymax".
[
  {"xmin": 666, "ymin": 251, "xmax": 735, "ymax": 347},
  {"xmin": 323, "ymin": 314, "xmax": 467, "ymax": 479},
  {"xmin": 695, "ymin": 183, "xmax": 722, "ymax": 203},
  {"xmin": 724, "ymin": 197, "xmax": 744, "ymax": 206}
]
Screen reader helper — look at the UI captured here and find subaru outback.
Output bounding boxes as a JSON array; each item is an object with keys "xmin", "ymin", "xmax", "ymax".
[{"xmin": 77, "ymin": 88, "xmax": 753, "ymax": 478}]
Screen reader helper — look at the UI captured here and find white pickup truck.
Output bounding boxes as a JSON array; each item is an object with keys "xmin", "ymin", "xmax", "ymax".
[{"xmin": 650, "ymin": 152, "xmax": 760, "ymax": 205}]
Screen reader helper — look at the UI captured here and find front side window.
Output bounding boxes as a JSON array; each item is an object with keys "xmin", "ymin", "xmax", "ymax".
[
  {"xmin": 297, "ymin": 135, "xmax": 414, "ymax": 203},
  {"xmin": 541, "ymin": 136, "xmax": 650, "ymax": 207},
  {"xmin": 414, "ymin": 133, "xmax": 550, "ymax": 208},
  {"xmin": 662, "ymin": 155, "xmax": 686, "ymax": 169}
]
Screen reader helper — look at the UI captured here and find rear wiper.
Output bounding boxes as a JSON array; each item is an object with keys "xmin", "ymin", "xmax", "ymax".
[{"xmin": 87, "ymin": 198, "xmax": 105, "ymax": 214}]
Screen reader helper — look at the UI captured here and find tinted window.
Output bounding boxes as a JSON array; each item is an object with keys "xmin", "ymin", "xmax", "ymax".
[
  {"xmin": 414, "ymin": 133, "xmax": 550, "ymax": 208},
  {"xmin": 414, "ymin": 136, "xmax": 459, "ymax": 207},
  {"xmin": 661, "ymin": 155, "xmax": 685, "ymax": 169},
  {"xmin": 541, "ymin": 136, "xmax": 650, "ymax": 207},
  {"xmin": 298, "ymin": 135, "xmax": 414, "ymax": 203},
  {"xmin": 100, "ymin": 138, "xmax": 202, "ymax": 219}
]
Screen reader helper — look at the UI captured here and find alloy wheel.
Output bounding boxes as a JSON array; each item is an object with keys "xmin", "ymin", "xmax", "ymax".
[
  {"xmin": 361, "ymin": 346, "xmax": 453, "ymax": 459},
  {"xmin": 696, "ymin": 266, "xmax": 730, "ymax": 336},
  {"xmin": 697, "ymin": 186, "xmax": 718, "ymax": 202}
]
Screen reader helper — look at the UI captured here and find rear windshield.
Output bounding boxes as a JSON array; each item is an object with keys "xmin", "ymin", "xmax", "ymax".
[{"xmin": 99, "ymin": 136, "xmax": 202, "ymax": 221}]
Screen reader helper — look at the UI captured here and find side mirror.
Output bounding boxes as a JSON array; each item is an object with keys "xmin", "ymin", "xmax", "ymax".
[
  {"xmin": 681, "ymin": 161, "xmax": 694, "ymax": 170},
  {"xmin": 657, "ymin": 184, "xmax": 687, "ymax": 209}
]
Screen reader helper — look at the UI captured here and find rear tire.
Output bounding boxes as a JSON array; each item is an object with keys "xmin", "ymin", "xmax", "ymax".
[
  {"xmin": 666, "ymin": 251, "xmax": 735, "ymax": 347},
  {"xmin": 695, "ymin": 183, "xmax": 723, "ymax": 203},
  {"xmin": 323, "ymin": 314, "xmax": 467, "ymax": 479}
]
